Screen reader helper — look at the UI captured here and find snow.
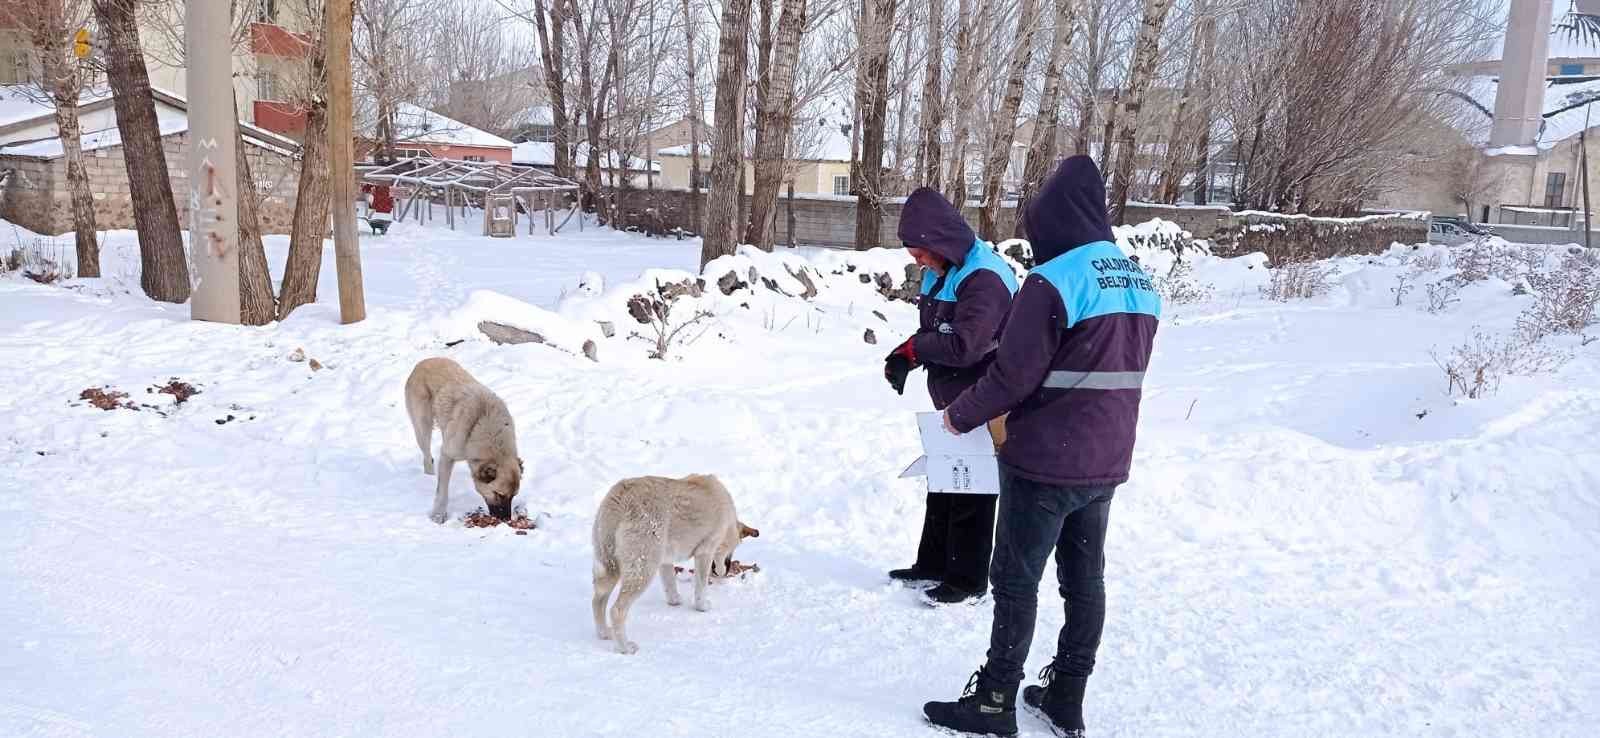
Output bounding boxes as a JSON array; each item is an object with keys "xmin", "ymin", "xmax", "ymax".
[
  {"xmin": 2, "ymin": 217, "xmax": 1599, "ymax": 738},
  {"xmin": 0, "ymin": 86, "xmax": 298, "ymax": 160},
  {"xmin": 1485, "ymin": 144, "xmax": 1542, "ymax": 157},
  {"xmin": 383, "ymin": 103, "xmax": 514, "ymax": 149},
  {"xmin": 512, "ymin": 141, "xmax": 660, "ymax": 172}
]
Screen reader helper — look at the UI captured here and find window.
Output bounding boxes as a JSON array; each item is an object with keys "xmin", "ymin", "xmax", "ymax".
[
  {"xmin": 832, "ymin": 175, "xmax": 850, "ymax": 196},
  {"xmin": 257, "ymin": 71, "xmax": 280, "ymax": 101},
  {"xmin": 464, "ymin": 155, "xmax": 485, "ymax": 162},
  {"xmin": 1545, "ymin": 172, "xmax": 1568, "ymax": 208},
  {"xmin": 0, "ymin": 49, "xmax": 31, "ymax": 85},
  {"xmin": 1561, "ymin": 63, "xmax": 1586, "ymax": 76}
]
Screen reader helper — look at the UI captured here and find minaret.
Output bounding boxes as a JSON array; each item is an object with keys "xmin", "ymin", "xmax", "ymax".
[{"xmin": 1490, "ymin": 0, "xmax": 1555, "ymax": 148}]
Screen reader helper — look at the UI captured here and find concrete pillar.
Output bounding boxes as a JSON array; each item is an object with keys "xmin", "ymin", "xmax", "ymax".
[
  {"xmin": 1490, "ymin": 0, "xmax": 1554, "ymax": 148},
  {"xmin": 185, "ymin": 0, "xmax": 240, "ymax": 323}
]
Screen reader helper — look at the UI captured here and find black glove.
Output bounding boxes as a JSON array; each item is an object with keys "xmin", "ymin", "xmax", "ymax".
[{"xmin": 884, "ymin": 353, "xmax": 912, "ymax": 395}]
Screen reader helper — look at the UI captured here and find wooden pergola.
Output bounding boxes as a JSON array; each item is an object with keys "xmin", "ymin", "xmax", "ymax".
[{"xmin": 360, "ymin": 158, "xmax": 582, "ymax": 237}]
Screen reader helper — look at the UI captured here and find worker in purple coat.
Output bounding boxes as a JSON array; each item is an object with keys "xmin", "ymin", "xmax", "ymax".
[
  {"xmin": 922, "ymin": 156, "xmax": 1161, "ymax": 738},
  {"xmin": 883, "ymin": 187, "xmax": 1018, "ymax": 606}
]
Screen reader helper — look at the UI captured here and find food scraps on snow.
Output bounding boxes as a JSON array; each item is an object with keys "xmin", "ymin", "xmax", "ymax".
[
  {"xmin": 675, "ymin": 560, "xmax": 761, "ymax": 579},
  {"xmin": 462, "ymin": 509, "xmax": 538, "ymax": 533}
]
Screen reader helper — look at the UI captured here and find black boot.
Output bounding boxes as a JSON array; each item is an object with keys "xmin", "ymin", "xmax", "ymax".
[
  {"xmin": 1020, "ymin": 664, "xmax": 1087, "ymax": 738},
  {"xmin": 923, "ymin": 583, "xmax": 984, "ymax": 606},
  {"xmin": 889, "ymin": 567, "xmax": 942, "ymax": 584},
  {"xmin": 923, "ymin": 668, "xmax": 1018, "ymax": 736}
]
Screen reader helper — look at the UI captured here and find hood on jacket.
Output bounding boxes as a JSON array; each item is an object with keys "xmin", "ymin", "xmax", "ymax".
[
  {"xmin": 1023, "ymin": 155, "xmax": 1114, "ymax": 264},
  {"xmin": 898, "ymin": 187, "xmax": 977, "ymax": 265}
]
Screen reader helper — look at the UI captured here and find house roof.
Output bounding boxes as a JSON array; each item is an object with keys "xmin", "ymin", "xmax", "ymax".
[
  {"xmin": 1477, "ymin": 5, "xmax": 1600, "ymax": 64},
  {"xmin": 0, "ymin": 85, "xmax": 301, "ymax": 160},
  {"xmin": 512, "ymin": 141, "xmax": 659, "ymax": 172},
  {"xmin": 380, "ymin": 103, "xmax": 514, "ymax": 149}
]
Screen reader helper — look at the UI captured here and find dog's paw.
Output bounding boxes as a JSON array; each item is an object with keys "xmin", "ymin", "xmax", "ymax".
[
  {"xmin": 615, "ymin": 640, "xmax": 639, "ymax": 655},
  {"xmin": 694, "ymin": 599, "xmax": 711, "ymax": 613},
  {"xmin": 429, "ymin": 509, "xmax": 448, "ymax": 524},
  {"xmin": 596, "ymin": 626, "xmax": 612, "ymax": 641},
  {"xmin": 423, "ymin": 463, "xmax": 435, "ymax": 476},
  {"xmin": 665, "ymin": 594, "xmax": 683, "ymax": 607}
]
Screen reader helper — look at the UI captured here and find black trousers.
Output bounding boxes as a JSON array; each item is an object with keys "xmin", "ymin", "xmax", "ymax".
[
  {"xmin": 912, "ymin": 491, "xmax": 999, "ymax": 594},
  {"xmin": 983, "ymin": 465, "xmax": 1115, "ymax": 686}
]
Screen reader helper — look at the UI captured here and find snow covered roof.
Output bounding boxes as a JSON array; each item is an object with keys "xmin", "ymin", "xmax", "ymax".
[
  {"xmin": 1478, "ymin": 6, "xmax": 1600, "ymax": 63},
  {"xmin": 384, "ymin": 103, "xmax": 514, "ymax": 149},
  {"xmin": 512, "ymin": 141, "xmax": 659, "ymax": 172},
  {"xmin": 0, "ymin": 86, "xmax": 300, "ymax": 160}
]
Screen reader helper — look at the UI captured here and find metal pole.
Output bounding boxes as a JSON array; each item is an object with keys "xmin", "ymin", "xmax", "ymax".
[
  {"xmin": 1584, "ymin": 103, "xmax": 1593, "ymax": 249},
  {"xmin": 185, "ymin": 0, "xmax": 240, "ymax": 324}
]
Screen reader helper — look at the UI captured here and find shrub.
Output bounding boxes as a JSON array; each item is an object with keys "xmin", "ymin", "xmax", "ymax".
[{"xmin": 1261, "ymin": 256, "xmax": 1334, "ymax": 302}]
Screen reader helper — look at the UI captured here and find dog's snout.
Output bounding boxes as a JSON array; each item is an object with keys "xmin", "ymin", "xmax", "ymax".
[{"xmin": 489, "ymin": 502, "xmax": 513, "ymax": 521}]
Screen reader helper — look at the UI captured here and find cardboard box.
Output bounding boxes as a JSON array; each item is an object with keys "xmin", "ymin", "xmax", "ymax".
[{"xmin": 899, "ymin": 412, "xmax": 1000, "ymax": 495}]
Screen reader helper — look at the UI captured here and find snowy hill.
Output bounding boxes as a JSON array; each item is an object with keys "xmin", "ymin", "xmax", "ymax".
[{"xmin": 1, "ymin": 219, "xmax": 1597, "ymax": 738}]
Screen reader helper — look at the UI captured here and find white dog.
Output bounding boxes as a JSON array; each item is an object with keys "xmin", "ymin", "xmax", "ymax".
[
  {"xmin": 590, "ymin": 474, "xmax": 758, "ymax": 654},
  {"xmin": 404, "ymin": 357, "xmax": 523, "ymax": 524}
]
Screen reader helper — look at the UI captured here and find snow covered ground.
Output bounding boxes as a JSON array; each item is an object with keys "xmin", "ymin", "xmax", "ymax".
[{"xmin": 3, "ymin": 218, "xmax": 1598, "ymax": 738}]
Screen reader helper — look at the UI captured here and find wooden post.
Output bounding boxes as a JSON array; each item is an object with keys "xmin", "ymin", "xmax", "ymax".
[
  {"xmin": 185, "ymin": 0, "xmax": 240, "ymax": 324},
  {"xmin": 327, "ymin": 0, "xmax": 366, "ymax": 323}
]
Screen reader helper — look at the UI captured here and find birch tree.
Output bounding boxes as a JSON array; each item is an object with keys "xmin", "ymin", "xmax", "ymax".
[
  {"xmin": 853, "ymin": 0, "xmax": 898, "ymax": 250},
  {"xmin": 977, "ymin": 0, "xmax": 1043, "ymax": 239},
  {"xmin": 700, "ymin": 0, "xmax": 754, "ymax": 265},
  {"xmin": 745, "ymin": 0, "xmax": 808, "ymax": 250},
  {"xmin": 1106, "ymin": 0, "xmax": 1173, "ymax": 225},
  {"xmin": 1017, "ymin": 0, "xmax": 1079, "ymax": 233},
  {"xmin": 915, "ymin": 0, "xmax": 943, "ymax": 189}
]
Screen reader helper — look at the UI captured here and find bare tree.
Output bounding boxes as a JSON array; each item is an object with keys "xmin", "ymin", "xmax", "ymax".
[
  {"xmin": 430, "ymin": 3, "xmax": 536, "ymax": 135},
  {"xmin": 701, "ymin": 0, "xmax": 754, "ymax": 266},
  {"xmin": 565, "ymin": 0, "xmax": 621, "ymax": 224},
  {"xmin": 977, "ymin": 0, "xmax": 1043, "ymax": 239},
  {"xmin": 681, "ymin": 0, "xmax": 704, "ymax": 231},
  {"xmin": 1017, "ymin": 0, "xmax": 1080, "ymax": 234},
  {"xmin": 531, "ymin": 0, "xmax": 575, "ymax": 178},
  {"xmin": 353, "ymin": 0, "xmax": 429, "ymax": 164},
  {"xmin": 853, "ymin": 0, "xmax": 898, "ymax": 250},
  {"xmin": 745, "ymin": 0, "xmax": 808, "ymax": 250},
  {"xmin": 1189, "ymin": 0, "xmax": 1218, "ymax": 204},
  {"xmin": 2, "ymin": 0, "xmax": 99, "ymax": 277},
  {"xmin": 91, "ymin": 0, "xmax": 189, "ymax": 302},
  {"xmin": 941, "ymin": 0, "xmax": 982, "ymax": 206},
  {"xmin": 915, "ymin": 0, "xmax": 943, "ymax": 189},
  {"xmin": 1106, "ymin": 0, "xmax": 1173, "ymax": 224}
]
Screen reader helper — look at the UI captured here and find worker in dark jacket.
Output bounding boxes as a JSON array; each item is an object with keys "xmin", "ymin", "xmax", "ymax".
[
  {"xmin": 884, "ymin": 187, "xmax": 1018, "ymax": 606},
  {"xmin": 922, "ymin": 156, "xmax": 1161, "ymax": 737}
]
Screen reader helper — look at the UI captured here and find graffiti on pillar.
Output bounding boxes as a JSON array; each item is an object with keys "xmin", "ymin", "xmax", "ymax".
[{"xmin": 189, "ymin": 137, "xmax": 232, "ymax": 259}]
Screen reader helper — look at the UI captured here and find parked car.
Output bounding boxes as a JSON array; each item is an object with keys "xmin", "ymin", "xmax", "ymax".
[{"xmin": 1428, "ymin": 219, "xmax": 1471, "ymax": 246}]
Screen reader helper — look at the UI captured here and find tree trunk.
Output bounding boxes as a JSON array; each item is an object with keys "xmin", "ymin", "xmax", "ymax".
[
  {"xmin": 942, "ymin": 0, "xmax": 980, "ymax": 207},
  {"xmin": 682, "ymin": 0, "xmax": 704, "ymax": 233},
  {"xmin": 1073, "ymin": 0, "xmax": 1104, "ymax": 156},
  {"xmin": 889, "ymin": 16, "xmax": 916, "ymax": 194},
  {"xmin": 700, "ymin": 0, "xmax": 754, "ymax": 266},
  {"xmin": 1107, "ymin": 0, "xmax": 1174, "ymax": 225},
  {"xmin": 1190, "ymin": 3, "xmax": 1218, "ymax": 205},
  {"xmin": 44, "ymin": 55, "xmax": 99, "ymax": 278},
  {"xmin": 978, "ymin": 0, "xmax": 1042, "ymax": 240},
  {"xmin": 278, "ymin": 99, "xmax": 329, "ymax": 319},
  {"xmin": 1154, "ymin": 0, "xmax": 1205, "ymax": 204},
  {"xmin": 855, "ymin": 0, "xmax": 899, "ymax": 250},
  {"xmin": 1016, "ymin": 0, "xmax": 1079, "ymax": 237},
  {"xmin": 92, "ymin": 0, "xmax": 189, "ymax": 303},
  {"xmin": 917, "ymin": 0, "xmax": 944, "ymax": 189},
  {"xmin": 745, "ymin": 0, "xmax": 808, "ymax": 251},
  {"xmin": 234, "ymin": 97, "xmax": 276, "ymax": 325},
  {"xmin": 533, "ymin": 0, "xmax": 573, "ymax": 179},
  {"xmin": 567, "ymin": 0, "xmax": 610, "ymax": 225}
]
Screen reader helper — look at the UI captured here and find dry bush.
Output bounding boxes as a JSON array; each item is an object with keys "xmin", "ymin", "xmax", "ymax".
[
  {"xmin": 1451, "ymin": 238, "xmax": 1525, "ymax": 284},
  {"xmin": 1425, "ymin": 277, "xmax": 1463, "ymax": 313},
  {"xmin": 1432, "ymin": 324, "xmax": 1572, "ymax": 400},
  {"xmin": 1516, "ymin": 251, "xmax": 1600, "ymax": 341},
  {"xmin": 4, "ymin": 240, "xmax": 74, "ymax": 284},
  {"xmin": 1156, "ymin": 259, "xmax": 1215, "ymax": 305},
  {"xmin": 1261, "ymin": 256, "xmax": 1335, "ymax": 302},
  {"xmin": 1391, "ymin": 272, "xmax": 1414, "ymax": 306},
  {"xmin": 625, "ymin": 279, "xmax": 715, "ymax": 360},
  {"xmin": 1406, "ymin": 250, "xmax": 1446, "ymax": 275}
]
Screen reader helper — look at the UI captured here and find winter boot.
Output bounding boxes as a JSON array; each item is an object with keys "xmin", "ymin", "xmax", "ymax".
[
  {"xmin": 923, "ymin": 583, "xmax": 984, "ymax": 606},
  {"xmin": 1021, "ymin": 664, "xmax": 1087, "ymax": 738},
  {"xmin": 923, "ymin": 668, "xmax": 1018, "ymax": 737},
  {"xmin": 889, "ymin": 567, "xmax": 942, "ymax": 584}
]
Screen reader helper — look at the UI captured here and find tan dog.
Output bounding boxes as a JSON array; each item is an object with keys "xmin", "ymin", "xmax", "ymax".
[
  {"xmin": 591, "ymin": 474, "xmax": 758, "ymax": 654},
  {"xmin": 404, "ymin": 357, "xmax": 523, "ymax": 524}
]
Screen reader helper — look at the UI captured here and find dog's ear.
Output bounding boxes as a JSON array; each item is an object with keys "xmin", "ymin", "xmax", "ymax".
[
  {"xmin": 739, "ymin": 522, "xmax": 760, "ymax": 539},
  {"xmin": 475, "ymin": 463, "xmax": 498, "ymax": 484}
]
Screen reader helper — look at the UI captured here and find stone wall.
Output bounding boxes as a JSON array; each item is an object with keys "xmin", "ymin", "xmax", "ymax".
[
  {"xmin": 1, "ymin": 131, "xmax": 301, "ymax": 237},
  {"xmin": 611, "ymin": 188, "xmax": 1425, "ymax": 261}
]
